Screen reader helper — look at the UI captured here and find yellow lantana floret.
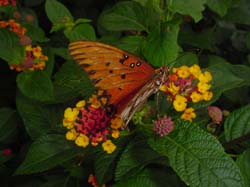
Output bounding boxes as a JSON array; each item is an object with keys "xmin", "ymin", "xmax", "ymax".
[
  {"xmin": 168, "ymin": 82, "xmax": 180, "ymax": 96},
  {"xmin": 111, "ymin": 130, "xmax": 120, "ymax": 139},
  {"xmin": 111, "ymin": 116, "xmax": 123, "ymax": 129},
  {"xmin": 198, "ymin": 71, "xmax": 212, "ymax": 83},
  {"xmin": 64, "ymin": 107, "xmax": 79, "ymax": 122},
  {"xmin": 65, "ymin": 129, "xmax": 77, "ymax": 141},
  {"xmin": 181, "ymin": 107, "xmax": 196, "ymax": 121},
  {"xmin": 177, "ymin": 65, "xmax": 190, "ymax": 78},
  {"xmin": 25, "ymin": 45, "xmax": 33, "ymax": 51},
  {"xmin": 173, "ymin": 95, "xmax": 187, "ymax": 112},
  {"xmin": 63, "ymin": 119, "xmax": 74, "ymax": 129},
  {"xmin": 89, "ymin": 95, "xmax": 101, "ymax": 108},
  {"xmin": 102, "ymin": 140, "xmax": 116, "ymax": 154},
  {"xmin": 76, "ymin": 100, "xmax": 86, "ymax": 108},
  {"xmin": 159, "ymin": 85, "xmax": 168, "ymax": 92},
  {"xmin": 197, "ymin": 82, "xmax": 211, "ymax": 93},
  {"xmin": 32, "ymin": 46, "xmax": 42, "ymax": 58},
  {"xmin": 189, "ymin": 64, "xmax": 202, "ymax": 78},
  {"xmin": 75, "ymin": 134, "xmax": 89, "ymax": 148},
  {"xmin": 202, "ymin": 91, "xmax": 213, "ymax": 101},
  {"xmin": 190, "ymin": 91, "xmax": 202, "ymax": 103}
]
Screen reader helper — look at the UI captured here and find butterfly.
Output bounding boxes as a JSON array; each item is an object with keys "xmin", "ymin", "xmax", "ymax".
[{"xmin": 69, "ymin": 41, "xmax": 168, "ymax": 127}]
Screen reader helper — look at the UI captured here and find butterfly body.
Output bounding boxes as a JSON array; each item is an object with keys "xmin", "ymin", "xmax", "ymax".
[{"xmin": 69, "ymin": 41, "xmax": 168, "ymax": 127}]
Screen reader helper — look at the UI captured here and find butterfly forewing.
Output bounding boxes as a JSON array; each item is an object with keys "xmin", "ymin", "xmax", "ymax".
[{"xmin": 69, "ymin": 41, "xmax": 155, "ymax": 113}]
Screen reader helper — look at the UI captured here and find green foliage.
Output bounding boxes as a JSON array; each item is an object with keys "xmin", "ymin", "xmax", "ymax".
[
  {"xmin": 224, "ymin": 104, "xmax": 250, "ymax": 141},
  {"xmin": 16, "ymin": 92, "xmax": 63, "ymax": 139},
  {"xmin": 149, "ymin": 120, "xmax": 244, "ymax": 187},
  {"xmin": 115, "ymin": 137, "xmax": 162, "ymax": 181},
  {"xmin": 142, "ymin": 21, "xmax": 180, "ymax": 66},
  {"xmin": 53, "ymin": 61, "xmax": 95, "ymax": 102},
  {"xmin": 0, "ymin": 108, "xmax": 18, "ymax": 143},
  {"xmin": 99, "ymin": 1, "xmax": 150, "ymax": 32},
  {"xmin": 206, "ymin": 0, "xmax": 232, "ymax": 17},
  {"xmin": 0, "ymin": 0, "xmax": 250, "ymax": 186},
  {"xmin": 236, "ymin": 150, "xmax": 250, "ymax": 186},
  {"xmin": 168, "ymin": 0, "xmax": 206, "ymax": 22},
  {"xmin": 15, "ymin": 134, "xmax": 82, "ymax": 175},
  {"xmin": 17, "ymin": 71, "xmax": 54, "ymax": 102},
  {"xmin": 45, "ymin": 0, "xmax": 74, "ymax": 30},
  {"xmin": 0, "ymin": 29, "xmax": 25, "ymax": 64}
]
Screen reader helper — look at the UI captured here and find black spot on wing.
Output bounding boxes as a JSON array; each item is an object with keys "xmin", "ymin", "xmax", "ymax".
[
  {"xmin": 119, "ymin": 54, "xmax": 129, "ymax": 64},
  {"xmin": 120, "ymin": 73, "xmax": 126, "ymax": 79},
  {"xmin": 119, "ymin": 58, "xmax": 125, "ymax": 64},
  {"xmin": 92, "ymin": 78, "xmax": 101, "ymax": 84},
  {"xmin": 130, "ymin": 63, "xmax": 135, "ymax": 68},
  {"xmin": 88, "ymin": 70, "xmax": 96, "ymax": 75},
  {"xmin": 136, "ymin": 61, "xmax": 141, "ymax": 66},
  {"xmin": 80, "ymin": 63, "xmax": 91, "ymax": 68}
]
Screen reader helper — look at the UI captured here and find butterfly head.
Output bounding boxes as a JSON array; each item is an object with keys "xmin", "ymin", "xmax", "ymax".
[{"xmin": 155, "ymin": 66, "xmax": 169, "ymax": 87}]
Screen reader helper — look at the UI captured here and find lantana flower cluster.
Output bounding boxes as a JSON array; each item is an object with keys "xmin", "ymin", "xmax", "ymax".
[
  {"xmin": 0, "ymin": 19, "xmax": 48, "ymax": 71},
  {"xmin": 0, "ymin": 0, "xmax": 16, "ymax": 6},
  {"xmin": 0, "ymin": 19, "xmax": 26, "ymax": 37},
  {"xmin": 63, "ymin": 90, "xmax": 123, "ymax": 154},
  {"xmin": 160, "ymin": 64, "xmax": 213, "ymax": 121},
  {"xmin": 10, "ymin": 45, "xmax": 47, "ymax": 71}
]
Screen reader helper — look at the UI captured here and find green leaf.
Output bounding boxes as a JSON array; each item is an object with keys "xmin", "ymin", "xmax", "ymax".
[
  {"xmin": 17, "ymin": 71, "xmax": 54, "ymax": 102},
  {"xmin": 68, "ymin": 165, "xmax": 87, "ymax": 179},
  {"xmin": 206, "ymin": 0, "xmax": 232, "ymax": 16},
  {"xmin": 64, "ymin": 23, "xmax": 96, "ymax": 41},
  {"xmin": 45, "ymin": 0, "xmax": 73, "ymax": 24},
  {"xmin": 115, "ymin": 138, "xmax": 161, "ymax": 181},
  {"xmin": 224, "ymin": 104, "xmax": 250, "ymax": 141},
  {"xmin": 114, "ymin": 36, "xmax": 145, "ymax": 54},
  {"xmin": 112, "ymin": 168, "xmax": 180, "ymax": 187},
  {"xmin": 0, "ymin": 108, "xmax": 18, "ymax": 143},
  {"xmin": 236, "ymin": 149, "xmax": 250, "ymax": 187},
  {"xmin": 0, "ymin": 30, "xmax": 25, "ymax": 64},
  {"xmin": 16, "ymin": 92, "xmax": 63, "ymax": 140},
  {"xmin": 94, "ymin": 148, "xmax": 120, "ymax": 184},
  {"xmin": 74, "ymin": 18, "xmax": 92, "ymax": 25},
  {"xmin": 0, "ymin": 29, "xmax": 19, "ymax": 48},
  {"xmin": 94, "ymin": 137, "xmax": 130, "ymax": 184},
  {"xmin": 53, "ymin": 62, "xmax": 94, "ymax": 102},
  {"xmin": 207, "ymin": 56, "xmax": 246, "ymax": 96},
  {"xmin": 43, "ymin": 48, "xmax": 55, "ymax": 76},
  {"xmin": 15, "ymin": 134, "xmax": 81, "ymax": 175},
  {"xmin": 99, "ymin": 1, "xmax": 149, "ymax": 32},
  {"xmin": 173, "ymin": 52, "xmax": 198, "ymax": 68},
  {"xmin": 148, "ymin": 120, "xmax": 244, "ymax": 187},
  {"xmin": 224, "ymin": 0, "xmax": 250, "ymax": 25},
  {"xmin": 133, "ymin": 0, "xmax": 162, "ymax": 13},
  {"xmin": 3, "ymin": 46, "xmax": 25, "ymax": 65},
  {"xmin": 142, "ymin": 22, "xmax": 180, "ymax": 66},
  {"xmin": 23, "ymin": 24, "xmax": 49, "ymax": 42},
  {"xmin": 179, "ymin": 28, "xmax": 215, "ymax": 50},
  {"xmin": 51, "ymin": 47, "xmax": 71, "ymax": 61},
  {"xmin": 168, "ymin": 0, "xmax": 206, "ymax": 22}
]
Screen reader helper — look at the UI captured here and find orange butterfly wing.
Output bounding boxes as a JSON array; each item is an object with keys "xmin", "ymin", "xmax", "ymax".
[{"xmin": 68, "ymin": 41, "xmax": 155, "ymax": 113}]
